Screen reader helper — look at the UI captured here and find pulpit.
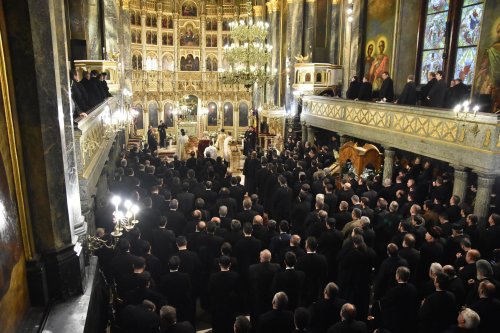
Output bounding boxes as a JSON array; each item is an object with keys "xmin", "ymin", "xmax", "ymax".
[{"xmin": 338, "ymin": 141, "xmax": 382, "ymax": 176}]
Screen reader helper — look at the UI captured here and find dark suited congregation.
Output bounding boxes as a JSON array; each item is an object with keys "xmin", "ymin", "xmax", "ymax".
[{"xmin": 95, "ymin": 141, "xmax": 500, "ymax": 333}]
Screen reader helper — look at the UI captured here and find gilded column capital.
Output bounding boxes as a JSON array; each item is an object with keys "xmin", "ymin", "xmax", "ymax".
[
  {"xmin": 253, "ymin": 5, "xmax": 263, "ymax": 17},
  {"xmin": 121, "ymin": 0, "xmax": 129, "ymax": 10},
  {"xmin": 266, "ymin": 0, "xmax": 281, "ymax": 12}
]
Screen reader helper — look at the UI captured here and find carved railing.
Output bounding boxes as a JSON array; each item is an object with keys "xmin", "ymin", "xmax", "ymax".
[
  {"xmin": 74, "ymin": 97, "xmax": 122, "ymax": 179},
  {"xmin": 301, "ymin": 96, "xmax": 500, "ymax": 174}
]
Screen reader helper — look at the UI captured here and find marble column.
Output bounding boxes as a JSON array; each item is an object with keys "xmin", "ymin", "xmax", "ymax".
[
  {"xmin": 452, "ymin": 166, "xmax": 469, "ymax": 204},
  {"xmin": 6, "ymin": 0, "xmax": 85, "ymax": 300},
  {"xmin": 85, "ymin": 0, "xmax": 102, "ymax": 59},
  {"xmin": 474, "ymin": 173, "xmax": 497, "ymax": 219},
  {"xmin": 329, "ymin": 0, "xmax": 341, "ymax": 64},
  {"xmin": 301, "ymin": 122, "xmax": 308, "ymax": 142},
  {"xmin": 266, "ymin": 0, "xmax": 280, "ymax": 105},
  {"xmin": 342, "ymin": 0, "xmax": 363, "ymax": 97},
  {"xmin": 141, "ymin": 12, "xmax": 147, "ymax": 68},
  {"xmin": 339, "ymin": 134, "xmax": 349, "ymax": 146},
  {"xmin": 285, "ymin": 0, "xmax": 304, "ymax": 113},
  {"xmin": 303, "ymin": 0, "xmax": 315, "ymax": 59},
  {"xmin": 382, "ymin": 147, "xmax": 396, "ymax": 182},
  {"xmin": 307, "ymin": 125, "xmax": 315, "ymax": 145},
  {"xmin": 103, "ymin": 0, "xmax": 120, "ymax": 57}
]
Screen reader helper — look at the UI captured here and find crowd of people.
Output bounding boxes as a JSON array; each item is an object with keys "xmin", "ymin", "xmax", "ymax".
[
  {"xmin": 70, "ymin": 69, "xmax": 112, "ymax": 117},
  {"xmin": 94, "ymin": 140, "xmax": 500, "ymax": 333},
  {"xmin": 346, "ymin": 71, "xmax": 470, "ymax": 109}
]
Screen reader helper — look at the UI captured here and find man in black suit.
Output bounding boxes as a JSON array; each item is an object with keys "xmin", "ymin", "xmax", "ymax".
[
  {"xmin": 229, "ymin": 177, "xmax": 246, "ymax": 212},
  {"xmin": 296, "ymin": 237, "xmax": 328, "ymax": 306},
  {"xmin": 272, "ymin": 252, "xmax": 306, "ymax": 310},
  {"xmin": 216, "ymin": 187, "xmax": 238, "ymax": 219},
  {"xmin": 332, "ymin": 201, "xmax": 352, "ymax": 232},
  {"xmin": 208, "ymin": 256, "xmax": 240, "ymax": 333},
  {"xmin": 250, "ymin": 194, "xmax": 264, "ymax": 216},
  {"xmin": 165, "ymin": 200, "xmax": 187, "ymax": 236},
  {"xmin": 270, "ymin": 220, "xmax": 292, "ymax": 261},
  {"xmin": 418, "ymin": 272, "xmax": 457, "ymax": 333},
  {"xmin": 396, "ymin": 75, "xmax": 417, "ymax": 105},
  {"xmin": 379, "ymin": 71, "xmax": 394, "ymax": 102},
  {"xmin": 471, "ymin": 280, "xmax": 500, "ymax": 333},
  {"xmin": 480, "ymin": 213, "xmax": 500, "ymax": 261},
  {"xmin": 235, "ymin": 223, "xmax": 262, "ymax": 275},
  {"xmin": 399, "ymin": 234, "xmax": 421, "ymax": 285},
  {"xmin": 70, "ymin": 69, "xmax": 90, "ymax": 116},
  {"xmin": 346, "ymin": 76, "xmax": 362, "ymax": 100},
  {"xmin": 151, "ymin": 216, "xmax": 176, "ymax": 267},
  {"xmin": 418, "ymin": 227, "xmax": 444, "ymax": 287},
  {"xmin": 309, "ymin": 282, "xmax": 346, "ymax": 333},
  {"xmin": 291, "ymin": 191, "xmax": 312, "ymax": 238},
  {"xmin": 120, "ymin": 300, "xmax": 160, "ymax": 333},
  {"xmin": 356, "ymin": 75, "xmax": 373, "ymax": 101},
  {"xmin": 318, "ymin": 218, "xmax": 343, "ymax": 282},
  {"xmin": 177, "ymin": 182, "xmax": 195, "ymax": 218},
  {"xmin": 234, "ymin": 316, "xmax": 251, "ymax": 333},
  {"xmin": 327, "ymin": 303, "xmax": 368, "ymax": 333},
  {"xmin": 248, "ymin": 249, "xmax": 281, "ymax": 328},
  {"xmin": 257, "ymin": 291, "xmax": 295, "ymax": 333},
  {"xmin": 111, "ymin": 239, "xmax": 141, "ymax": 281},
  {"xmin": 243, "ymin": 151, "xmax": 260, "ymax": 195},
  {"xmin": 278, "ymin": 235, "xmax": 306, "ymax": 265},
  {"xmin": 160, "ymin": 256, "xmax": 195, "ymax": 324},
  {"xmin": 420, "ymin": 72, "xmax": 437, "ymax": 106},
  {"xmin": 426, "ymin": 70, "xmax": 447, "ymax": 108},
  {"xmin": 373, "ymin": 243, "xmax": 409, "ymax": 300},
  {"xmin": 237, "ymin": 198, "xmax": 258, "ymax": 225},
  {"xmin": 200, "ymin": 181, "xmax": 218, "ymax": 215},
  {"xmin": 159, "ymin": 305, "xmax": 195, "ymax": 333},
  {"xmin": 375, "ymin": 266, "xmax": 418, "ymax": 333},
  {"xmin": 272, "ymin": 175, "xmax": 293, "ymax": 222},
  {"xmin": 199, "ymin": 221, "xmax": 225, "ymax": 271}
]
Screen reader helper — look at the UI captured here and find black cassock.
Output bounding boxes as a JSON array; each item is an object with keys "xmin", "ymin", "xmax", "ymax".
[{"xmin": 158, "ymin": 123, "xmax": 167, "ymax": 147}]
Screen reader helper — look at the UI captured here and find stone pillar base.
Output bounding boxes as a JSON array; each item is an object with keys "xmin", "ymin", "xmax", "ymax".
[
  {"xmin": 42, "ymin": 244, "xmax": 84, "ymax": 300},
  {"xmin": 26, "ymin": 259, "xmax": 49, "ymax": 306}
]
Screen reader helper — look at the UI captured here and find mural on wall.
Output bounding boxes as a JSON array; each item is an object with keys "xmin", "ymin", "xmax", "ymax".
[
  {"xmin": 473, "ymin": 0, "xmax": 500, "ymax": 110},
  {"xmin": 135, "ymin": 104, "xmax": 144, "ymax": 130},
  {"xmin": 365, "ymin": 0, "xmax": 397, "ymax": 90},
  {"xmin": 208, "ymin": 102, "xmax": 218, "ymax": 126},
  {"xmin": 0, "ymin": 70, "xmax": 28, "ymax": 333}
]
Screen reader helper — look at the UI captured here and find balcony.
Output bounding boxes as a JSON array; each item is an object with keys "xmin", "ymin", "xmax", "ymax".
[{"xmin": 301, "ymin": 96, "xmax": 500, "ymax": 174}]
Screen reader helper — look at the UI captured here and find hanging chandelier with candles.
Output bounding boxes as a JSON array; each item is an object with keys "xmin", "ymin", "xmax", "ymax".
[{"xmin": 219, "ymin": 15, "xmax": 274, "ymax": 89}]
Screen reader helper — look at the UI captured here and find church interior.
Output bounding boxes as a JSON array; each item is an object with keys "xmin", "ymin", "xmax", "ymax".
[{"xmin": 1, "ymin": 0, "xmax": 500, "ymax": 332}]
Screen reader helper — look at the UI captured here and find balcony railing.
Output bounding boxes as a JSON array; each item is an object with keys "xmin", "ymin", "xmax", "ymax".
[{"xmin": 301, "ymin": 96, "xmax": 500, "ymax": 174}]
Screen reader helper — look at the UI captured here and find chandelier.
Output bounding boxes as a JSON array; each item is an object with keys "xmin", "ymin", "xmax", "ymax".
[{"xmin": 219, "ymin": 17, "xmax": 274, "ymax": 89}]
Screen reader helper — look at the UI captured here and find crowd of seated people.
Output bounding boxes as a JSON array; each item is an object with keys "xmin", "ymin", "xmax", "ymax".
[
  {"xmin": 94, "ymin": 141, "xmax": 500, "ymax": 333},
  {"xmin": 70, "ymin": 69, "xmax": 112, "ymax": 118},
  {"xmin": 346, "ymin": 71, "xmax": 470, "ymax": 109}
]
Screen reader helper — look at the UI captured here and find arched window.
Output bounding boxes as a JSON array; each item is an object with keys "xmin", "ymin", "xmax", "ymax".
[{"xmin": 416, "ymin": 0, "xmax": 485, "ymax": 86}]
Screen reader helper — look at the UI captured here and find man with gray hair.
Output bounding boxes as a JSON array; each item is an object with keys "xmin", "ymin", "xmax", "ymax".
[
  {"xmin": 256, "ymin": 292, "xmax": 294, "ymax": 333},
  {"xmin": 159, "ymin": 305, "xmax": 195, "ymax": 333},
  {"xmin": 248, "ymin": 249, "xmax": 281, "ymax": 328},
  {"xmin": 466, "ymin": 259, "xmax": 500, "ymax": 304},
  {"xmin": 446, "ymin": 308, "xmax": 480, "ymax": 333}
]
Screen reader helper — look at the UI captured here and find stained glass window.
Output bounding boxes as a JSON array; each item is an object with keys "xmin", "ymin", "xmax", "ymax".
[
  {"xmin": 420, "ymin": 0, "xmax": 449, "ymax": 83},
  {"xmin": 453, "ymin": 1, "xmax": 484, "ymax": 85}
]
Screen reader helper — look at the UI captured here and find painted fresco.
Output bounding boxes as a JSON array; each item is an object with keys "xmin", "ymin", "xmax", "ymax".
[
  {"xmin": 0, "ymin": 67, "xmax": 28, "ymax": 333},
  {"xmin": 473, "ymin": 0, "xmax": 500, "ymax": 101},
  {"xmin": 238, "ymin": 102, "xmax": 249, "ymax": 127},
  {"xmin": 223, "ymin": 102, "xmax": 233, "ymax": 127},
  {"xmin": 365, "ymin": 0, "xmax": 397, "ymax": 91},
  {"xmin": 148, "ymin": 102, "xmax": 159, "ymax": 127},
  {"xmin": 181, "ymin": 1, "xmax": 197, "ymax": 17},
  {"xmin": 164, "ymin": 103, "xmax": 174, "ymax": 127}
]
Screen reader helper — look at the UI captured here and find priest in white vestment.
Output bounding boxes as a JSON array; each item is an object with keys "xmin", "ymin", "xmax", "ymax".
[
  {"xmin": 176, "ymin": 129, "xmax": 189, "ymax": 160},
  {"xmin": 223, "ymin": 131, "xmax": 233, "ymax": 163}
]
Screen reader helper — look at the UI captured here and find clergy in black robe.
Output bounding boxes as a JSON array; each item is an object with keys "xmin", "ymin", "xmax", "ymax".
[
  {"xmin": 420, "ymin": 72, "xmax": 436, "ymax": 106},
  {"xmin": 158, "ymin": 120, "xmax": 167, "ymax": 147},
  {"xmin": 346, "ymin": 76, "xmax": 362, "ymax": 100},
  {"xmin": 357, "ymin": 76, "xmax": 373, "ymax": 101},
  {"xmin": 397, "ymin": 75, "xmax": 417, "ymax": 105},
  {"xmin": 426, "ymin": 71, "xmax": 447, "ymax": 108},
  {"xmin": 379, "ymin": 72, "xmax": 394, "ymax": 102}
]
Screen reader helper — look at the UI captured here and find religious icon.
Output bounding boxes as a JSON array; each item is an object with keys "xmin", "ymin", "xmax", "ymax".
[
  {"xmin": 427, "ymin": 0, "xmax": 449, "ymax": 14},
  {"xmin": 474, "ymin": 21, "xmax": 500, "ymax": 97},
  {"xmin": 208, "ymin": 102, "xmax": 218, "ymax": 126},
  {"xmin": 458, "ymin": 5, "xmax": 483, "ymax": 47},
  {"xmin": 364, "ymin": 42, "xmax": 375, "ymax": 78},
  {"xmin": 239, "ymin": 102, "xmax": 249, "ymax": 127},
  {"xmin": 424, "ymin": 12, "xmax": 448, "ymax": 50},
  {"xmin": 369, "ymin": 38, "xmax": 390, "ymax": 90},
  {"xmin": 421, "ymin": 50, "xmax": 444, "ymax": 84},
  {"xmin": 180, "ymin": 23, "xmax": 199, "ymax": 46},
  {"xmin": 454, "ymin": 47, "xmax": 477, "ymax": 85},
  {"xmin": 224, "ymin": 102, "xmax": 233, "ymax": 127},
  {"xmin": 164, "ymin": 103, "xmax": 174, "ymax": 127},
  {"xmin": 182, "ymin": 1, "xmax": 197, "ymax": 17}
]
